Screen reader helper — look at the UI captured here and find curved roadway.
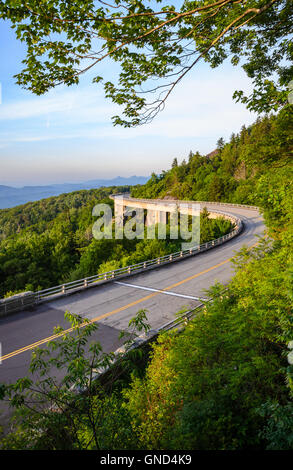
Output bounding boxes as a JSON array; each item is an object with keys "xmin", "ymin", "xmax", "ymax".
[{"xmin": 0, "ymin": 202, "xmax": 264, "ymax": 426}]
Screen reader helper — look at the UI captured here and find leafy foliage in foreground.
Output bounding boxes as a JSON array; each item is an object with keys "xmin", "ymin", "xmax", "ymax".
[
  {"xmin": 1, "ymin": 1, "xmax": 292, "ymax": 126},
  {"xmin": 0, "ymin": 310, "xmax": 150, "ymax": 450},
  {"xmin": 124, "ymin": 237, "xmax": 293, "ymax": 449}
]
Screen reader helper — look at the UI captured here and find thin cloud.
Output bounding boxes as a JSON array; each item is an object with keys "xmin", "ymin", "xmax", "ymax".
[
  {"xmin": 0, "ymin": 88, "xmax": 113, "ymax": 121},
  {"xmin": 0, "ymin": 66, "xmax": 256, "ymax": 146}
]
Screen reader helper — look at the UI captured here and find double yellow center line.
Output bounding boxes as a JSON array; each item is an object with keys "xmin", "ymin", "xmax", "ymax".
[{"xmin": 1, "ymin": 258, "xmax": 231, "ymax": 362}]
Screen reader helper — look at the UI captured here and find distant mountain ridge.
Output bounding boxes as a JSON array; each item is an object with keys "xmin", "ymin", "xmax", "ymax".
[{"xmin": 0, "ymin": 176, "xmax": 149, "ymax": 209}]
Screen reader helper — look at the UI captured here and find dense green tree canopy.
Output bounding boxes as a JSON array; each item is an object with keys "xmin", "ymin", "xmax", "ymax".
[
  {"xmin": 1, "ymin": 0, "xmax": 292, "ymax": 126},
  {"xmin": 0, "ymin": 184, "xmax": 232, "ymax": 298},
  {"xmin": 131, "ymin": 106, "xmax": 293, "ymax": 216}
]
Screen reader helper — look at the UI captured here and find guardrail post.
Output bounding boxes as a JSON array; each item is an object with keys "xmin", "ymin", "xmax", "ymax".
[
  {"xmin": 84, "ymin": 279, "xmax": 88, "ymax": 288},
  {"xmin": 157, "ymin": 258, "xmax": 161, "ymax": 264},
  {"xmin": 143, "ymin": 262, "xmax": 146, "ymax": 268},
  {"xmin": 180, "ymin": 251, "xmax": 183, "ymax": 257},
  {"xmin": 169, "ymin": 254, "xmax": 173, "ymax": 261},
  {"xmin": 128, "ymin": 266, "xmax": 131, "ymax": 274},
  {"xmin": 112, "ymin": 271, "xmax": 115, "ymax": 278},
  {"xmin": 104, "ymin": 273, "xmax": 107, "ymax": 280},
  {"xmin": 62, "ymin": 285, "xmax": 65, "ymax": 294}
]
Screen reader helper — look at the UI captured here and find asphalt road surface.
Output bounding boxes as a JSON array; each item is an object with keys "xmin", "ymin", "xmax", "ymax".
[{"xmin": 0, "ymin": 203, "xmax": 264, "ymax": 429}]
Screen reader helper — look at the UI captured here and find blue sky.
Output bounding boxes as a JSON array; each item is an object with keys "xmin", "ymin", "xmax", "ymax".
[{"xmin": 0, "ymin": 17, "xmax": 258, "ymax": 187}]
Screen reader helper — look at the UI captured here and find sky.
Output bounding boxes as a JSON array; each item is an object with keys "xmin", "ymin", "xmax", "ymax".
[{"xmin": 0, "ymin": 17, "xmax": 258, "ymax": 187}]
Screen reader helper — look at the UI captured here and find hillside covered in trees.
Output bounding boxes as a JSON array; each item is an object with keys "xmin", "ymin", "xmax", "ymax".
[
  {"xmin": 0, "ymin": 0, "xmax": 292, "ymax": 452},
  {"xmin": 0, "ymin": 185, "xmax": 232, "ymax": 299},
  {"xmin": 122, "ymin": 108, "xmax": 293, "ymax": 450},
  {"xmin": 132, "ymin": 107, "xmax": 292, "ymax": 224},
  {"xmin": 1, "ymin": 106, "xmax": 292, "ymax": 450}
]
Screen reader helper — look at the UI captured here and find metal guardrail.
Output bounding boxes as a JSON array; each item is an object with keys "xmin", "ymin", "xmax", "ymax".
[
  {"xmin": 0, "ymin": 198, "xmax": 256, "ymax": 316},
  {"xmin": 0, "ymin": 292, "xmax": 36, "ymax": 316},
  {"xmin": 112, "ymin": 194, "xmax": 259, "ymax": 211},
  {"xmin": 85, "ymin": 301, "xmax": 211, "ymax": 387}
]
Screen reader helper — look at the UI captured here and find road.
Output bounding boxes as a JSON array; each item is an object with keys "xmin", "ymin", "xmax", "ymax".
[{"xmin": 0, "ymin": 203, "xmax": 264, "ymax": 427}]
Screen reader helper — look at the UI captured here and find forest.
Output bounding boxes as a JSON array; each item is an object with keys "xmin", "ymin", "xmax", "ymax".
[
  {"xmin": 131, "ymin": 107, "xmax": 292, "ymax": 216},
  {"xmin": 1, "ymin": 106, "xmax": 292, "ymax": 450},
  {"xmin": 0, "ymin": 185, "xmax": 232, "ymax": 299},
  {"xmin": 0, "ymin": 0, "xmax": 292, "ymax": 453}
]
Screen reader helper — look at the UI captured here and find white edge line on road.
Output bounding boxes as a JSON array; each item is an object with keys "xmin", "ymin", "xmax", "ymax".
[{"xmin": 114, "ymin": 281, "xmax": 208, "ymax": 301}]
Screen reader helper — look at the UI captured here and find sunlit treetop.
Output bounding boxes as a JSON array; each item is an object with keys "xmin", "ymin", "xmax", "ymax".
[{"xmin": 1, "ymin": 0, "xmax": 292, "ymax": 126}]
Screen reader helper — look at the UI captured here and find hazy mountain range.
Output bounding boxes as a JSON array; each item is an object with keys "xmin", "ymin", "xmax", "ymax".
[{"xmin": 0, "ymin": 176, "xmax": 149, "ymax": 209}]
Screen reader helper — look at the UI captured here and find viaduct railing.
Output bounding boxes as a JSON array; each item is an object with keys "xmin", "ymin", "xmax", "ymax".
[{"xmin": 116, "ymin": 194, "xmax": 258, "ymax": 211}]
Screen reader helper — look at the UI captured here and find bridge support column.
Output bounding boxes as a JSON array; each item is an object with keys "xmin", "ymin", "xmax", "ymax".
[
  {"xmin": 156, "ymin": 210, "xmax": 167, "ymax": 239},
  {"xmin": 169, "ymin": 209, "xmax": 178, "ymax": 239},
  {"xmin": 146, "ymin": 210, "xmax": 156, "ymax": 227},
  {"xmin": 155, "ymin": 210, "xmax": 167, "ymax": 225},
  {"xmin": 146, "ymin": 210, "xmax": 156, "ymax": 239},
  {"xmin": 114, "ymin": 197, "xmax": 125, "ymax": 239}
]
